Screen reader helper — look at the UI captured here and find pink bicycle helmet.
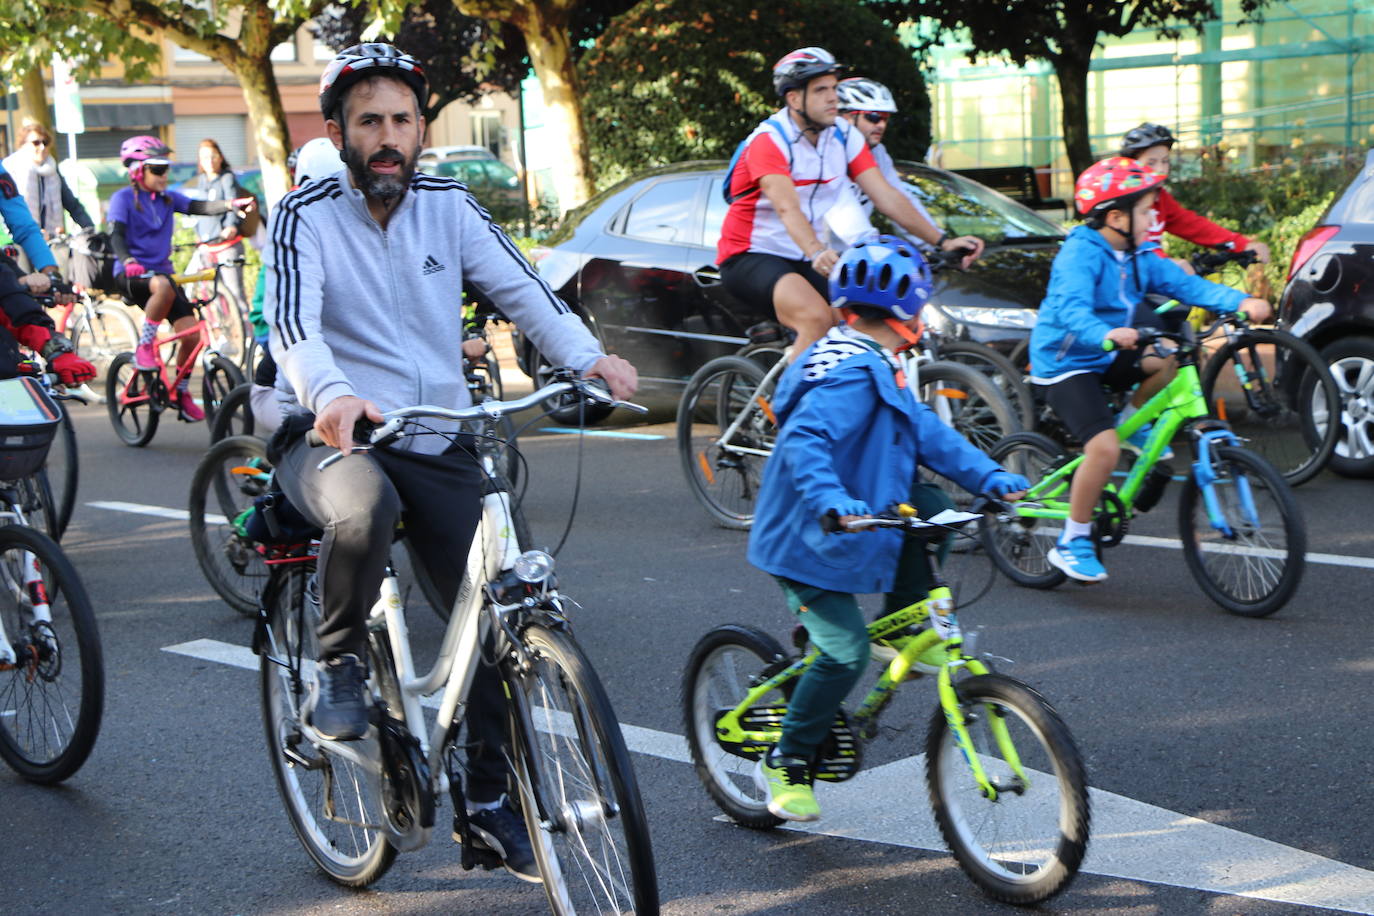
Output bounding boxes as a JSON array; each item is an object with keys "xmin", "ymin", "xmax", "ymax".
[{"xmin": 120, "ymin": 135, "xmax": 173, "ymax": 183}]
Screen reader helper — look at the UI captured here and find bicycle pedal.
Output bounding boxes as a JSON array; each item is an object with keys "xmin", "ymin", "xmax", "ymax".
[{"xmin": 453, "ymin": 829, "xmax": 505, "ymax": 871}]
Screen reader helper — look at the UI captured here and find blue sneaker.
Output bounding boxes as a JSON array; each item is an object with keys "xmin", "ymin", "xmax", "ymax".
[
  {"xmin": 1048, "ymin": 536, "xmax": 1107, "ymax": 582},
  {"xmin": 1121, "ymin": 421, "xmax": 1174, "ymax": 460}
]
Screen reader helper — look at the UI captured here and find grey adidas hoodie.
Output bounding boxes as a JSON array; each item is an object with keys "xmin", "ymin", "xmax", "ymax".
[{"xmin": 264, "ymin": 169, "xmax": 603, "ymax": 453}]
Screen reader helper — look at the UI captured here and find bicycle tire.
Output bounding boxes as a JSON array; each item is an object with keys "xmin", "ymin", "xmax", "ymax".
[
  {"xmin": 681, "ymin": 625, "xmax": 789, "ymax": 830},
  {"xmin": 936, "ymin": 340, "xmax": 1037, "ymax": 431},
  {"xmin": 17, "ymin": 472, "xmax": 60, "ymax": 542},
  {"xmin": 980, "ymin": 432, "xmax": 1069, "ymax": 589},
  {"xmin": 259, "ymin": 564, "xmax": 397, "ymax": 885},
  {"xmin": 204, "ymin": 291, "xmax": 250, "ymax": 370},
  {"xmin": 926, "ymin": 673, "xmax": 1089, "ymax": 905},
  {"xmin": 508, "ymin": 623, "xmax": 659, "ymax": 915},
  {"xmin": 209, "ymin": 383, "xmax": 255, "ymax": 443},
  {"xmin": 189, "ymin": 435, "xmax": 273, "ymax": 617},
  {"xmin": 1199, "ymin": 327, "xmax": 1339, "ymax": 486},
  {"xmin": 1177, "ymin": 444, "xmax": 1306, "ymax": 617},
  {"xmin": 0, "ymin": 524, "xmax": 103, "ymax": 784},
  {"xmin": 677, "ymin": 355, "xmax": 776, "ymax": 530},
  {"xmin": 914, "ymin": 360, "xmax": 1021, "ymax": 453},
  {"xmin": 43, "ymin": 407, "xmax": 78, "ymax": 538},
  {"xmin": 107, "ymin": 352, "xmax": 160, "ymax": 447},
  {"xmin": 202, "ymin": 355, "xmax": 246, "ymax": 429}
]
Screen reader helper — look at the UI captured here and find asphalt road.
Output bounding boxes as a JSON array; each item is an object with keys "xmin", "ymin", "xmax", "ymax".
[{"xmin": 3, "ymin": 396, "xmax": 1373, "ymax": 916}]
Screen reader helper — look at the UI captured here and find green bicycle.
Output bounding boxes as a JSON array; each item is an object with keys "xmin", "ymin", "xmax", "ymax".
[
  {"xmin": 683, "ymin": 505, "xmax": 1090, "ymax": 906},
  {"xmin": 981, "ymin": 312, "xmax": 1306, "ymax": 617}
]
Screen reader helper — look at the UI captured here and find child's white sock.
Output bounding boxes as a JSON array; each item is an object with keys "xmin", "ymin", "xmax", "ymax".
[{"xmin": 1060, "ymin": 519, "xmax": 1093, "ymax": 544}]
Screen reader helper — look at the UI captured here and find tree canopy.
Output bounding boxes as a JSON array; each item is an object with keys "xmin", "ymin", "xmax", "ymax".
[
  {"xmin": 869, "ymin": 0, "xmax": 1271, "ymax": 175},
  {"xmin": 581, "ymin": 0, "xmax": 931, "ymax": 190}
]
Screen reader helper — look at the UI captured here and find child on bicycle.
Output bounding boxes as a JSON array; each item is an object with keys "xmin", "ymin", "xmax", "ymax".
[
  {"xmin": 1118, "ymin": 123, "xmax": 1271, "ymax": 271},
  {"xmin": 746, "ymin": 236, "xmax": 1028, "ymax": 821},
  {"xmin": 1028, "ymin": 157, "xmax": 1271, "ymax": 583},
  {"xmin": 107, "ymin": 135, "xmax": 254, "ymax": 422}
]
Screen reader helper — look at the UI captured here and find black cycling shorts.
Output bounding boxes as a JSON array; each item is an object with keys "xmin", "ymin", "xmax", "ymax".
[
  {"xmin": 720, "ymin": 252, "xmax": 828, "ymax": 308},
  {"xmin": 119, "ymin": 273, "xmax": 194, "ymax": 322},
  {"xmin": 1039, "ymin": 351, "xmax": 1147, "ymax": 444}
]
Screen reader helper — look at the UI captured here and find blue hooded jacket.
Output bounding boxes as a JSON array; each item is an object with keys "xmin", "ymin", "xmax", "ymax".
[
  {"xmin": 0, "ymin": 165, "xmax": 57, "ymax": 272},
  {"xmin": 1029, "ymin": 225, "xmax": 1247, "ymax": 380},
  {"xmin": 747, "ymin": 328, "xmax": 1000, "ymax": 594}
]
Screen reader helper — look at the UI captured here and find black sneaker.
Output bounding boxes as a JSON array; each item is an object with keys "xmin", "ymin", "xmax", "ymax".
[
  {"xmin": 306, "ymin": 654, "xmax": 369, "ymax": 741},
  {"xmin": 469, "ymin": 795, "xmax": 541, "ymax": 883}
]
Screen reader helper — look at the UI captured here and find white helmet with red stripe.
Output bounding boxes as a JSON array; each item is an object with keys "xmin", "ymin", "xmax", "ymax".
[{"xmin": 319, "ymin": 43, "xmax": 428, "ymax": 120}]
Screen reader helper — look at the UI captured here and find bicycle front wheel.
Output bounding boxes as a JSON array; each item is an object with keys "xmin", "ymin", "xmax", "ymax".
[
  {"xmin": 189, "ymin": 435, "xmax": 273, "ymax": 616},
  {"xmin": 681, "ymin": 625, "xmax": 789, "ymax": 829},
  {"xmin": 926, "ymin": 673, "xmax": 1089, "ymax": 906},
  {"xmin": 45, "ymin": 407, "xmax": 78, "ymax": 538},
  {"xmin": 509, "ymin": 624, "xmax": 658, "ymax": 915},
  {"xmin": 0, "ymin": 524, "xmax": 103, "ymax": 783},
  {"xmin": 1200, "ymin": 327, "xmax": 1339, "ymax": 486},
  {"xmin": 107, "ymin": 352, "xmax": 160, "ymax": 447},
  {"xmin": 937, "ymin": 341, "xmax": 1037, "ymax": 431},
  {"xmin": 259, "ymin": 565, "xmax": 397, "ymax": 885},
  {"xmin": 980, "ymin": 432, "xmax": 1069, "ymax": 589},
  {"xmin": 1177, "ymin": 444, "xmax": 1305, "ymax": 617},
  {"xmin": 202, "ymin": 355, "xmax": 246, "ymax": 429},
  {"xmin": 677, "ymin": 355, "xmax": 776, "ymax": 530},
  {"xmin": 209, "ymin": 382, "xmax": 255, "ymax": 443}
]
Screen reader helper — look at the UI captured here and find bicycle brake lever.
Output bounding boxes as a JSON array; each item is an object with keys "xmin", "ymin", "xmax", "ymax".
[{"xmin": 317, "ymin": 445, "xmax": 373, "ymax": 471}]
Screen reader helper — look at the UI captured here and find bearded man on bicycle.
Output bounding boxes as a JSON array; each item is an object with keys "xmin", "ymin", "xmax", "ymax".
[
  {"xmin": 263, "ymin": 43, "xmax": 637, "ymax": 881},
  {"xmin": 718, "ymin": 47, "xmax": 984, "ymax": 354}
]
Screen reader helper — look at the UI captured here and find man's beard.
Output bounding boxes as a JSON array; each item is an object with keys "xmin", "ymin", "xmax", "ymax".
[{"xmin": 344, "ymin": 142, "xmax": 417, "ymax": 202}]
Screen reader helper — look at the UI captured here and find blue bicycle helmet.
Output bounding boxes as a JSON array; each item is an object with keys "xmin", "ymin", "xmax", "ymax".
[{"xmin": 829, "ymin": 236, "xmax": 932, "ymax": 320}]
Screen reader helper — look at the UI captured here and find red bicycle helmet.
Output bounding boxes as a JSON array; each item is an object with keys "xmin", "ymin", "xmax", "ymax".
[
  {"xmin": 772, "ymin": 47, "xmax": 842, "ymax": 98},
  {"xmin": 1074, "ymin": 157, "xmax": 1166, "ymax": 218},
  {"xmin": 319, "ymin": 43, "xmax": 428, "ymax": 119}
]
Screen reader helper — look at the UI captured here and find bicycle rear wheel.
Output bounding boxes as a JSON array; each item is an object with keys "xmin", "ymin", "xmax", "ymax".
[
  {"xmin": 259, "ymin": 564, "xmax": 397, "ymax": 885},
  {"xmin": 937, "ymin": 341, "xmax": 1037, "ymax": 431},
  {"xmin": 509, "ymin": 623, "xmax": 658, "ymax": 914},
  {"xmin": 107, "ymin": 352, "xmax": 160, "ymax": 446},
  {"xmin": 202, "ymin": 356, "xmax": 246, "ymax": 428},
  {"xmin": 70, "ymin": 299, "xmax": 138, "ymax": 385},
  {"xmin": 979, "ymin": 432, "xmax": 1068, "ymax": 589},
  {"xmin": 681, "ymin": 625, "xmax": 789, "ymax": 829},
  {"xmin": 1200, "ymin": 327, "xmax": 1338, "ymax": 486},
  {"xmin": 41, "ymin": 408, "xmax": 78, "ymax": 539},
  {"xmin": 677, "ymin": 355, "xmax": 776, "ymax": 530},
  {"xmin": 915, "ymin": 360, "xmax": 1020, "ymax": 452},
  {"xmin": 189, "ymin": 435, "xmax": 273, "ymax": 616},
  {"xmin": 1177, "ymin": 444, "xmax": 1305, "ymax": 617},
  {"xmin": 209, "ymin": 382, "xmax": 255, "ymax": 443},
  {"xmin": 0, "ymin": 524, "xmax": 103, "ymax": 783},
  {"xmin": 926, "ymin": 673, "xmax": 1089, "ymax": 905}
]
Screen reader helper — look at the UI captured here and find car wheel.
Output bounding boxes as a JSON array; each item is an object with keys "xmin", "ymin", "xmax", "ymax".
[{"xmin": 1322, "ymin": 337, "xmax": 1374, "ymax": 478}]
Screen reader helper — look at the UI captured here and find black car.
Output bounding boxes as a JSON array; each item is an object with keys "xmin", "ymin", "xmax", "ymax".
[
  {"xmin": 1278, "ymin": 148, "xmax": 1374, "ymax": 477},
  {"xmin": 515, "ymin": 160, "xmax": 1064, "ymax": 413}
]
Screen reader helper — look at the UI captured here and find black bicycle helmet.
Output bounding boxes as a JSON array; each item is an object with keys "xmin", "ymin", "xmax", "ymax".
[
  {"xmin": 319, "ymin": 43, "xmax": 428, "ymax": 119},
  {"xmin": 1120, "ymin": 123, "xmax": 1176, "ymax": 157},
  {"xmin": 772, "ymin": 47, "xmax": 842, "ymax": 98}
]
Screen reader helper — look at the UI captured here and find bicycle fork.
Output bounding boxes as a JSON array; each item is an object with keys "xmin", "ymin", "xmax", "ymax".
[
  {"xmin": 1192, "ymin": 429, "xmax": 1261, "ymax": 537},
  {"xmin": 0, "ymin": 549, "xmax": 57, "ymax": 671},
  {"xmin": 936, "ymin": 658, "xmax": 1028, "ymax": 802}
]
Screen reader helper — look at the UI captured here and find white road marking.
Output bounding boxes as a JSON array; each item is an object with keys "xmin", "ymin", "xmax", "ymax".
[{"xmin": 167, "ymin": 637, "xmax": 1374, "ymax": 911}]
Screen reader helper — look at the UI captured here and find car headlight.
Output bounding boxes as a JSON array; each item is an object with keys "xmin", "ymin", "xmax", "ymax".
[
  {"xmin": 513, "ymin": 550, "xmax": 556, "ymax": 584},
  {"xmin": 935, "ymin": 305, "xmax": 1038, "ymax": 329}
]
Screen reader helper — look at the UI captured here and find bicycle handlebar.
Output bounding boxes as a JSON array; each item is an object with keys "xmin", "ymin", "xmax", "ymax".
[
  {"xmin": 309, "ymin": 373, "xmax": 648, "ymax": 467},
  {"xmin": 1101, "ymin": 309, "xmax": 1252, "ymax": 352},
  {"xmin": 821, "ymin": 497, "xmax": 1001, "ymax": 534},
  {"xmin": 1189, "ymin": 244, "xmax": 1258, "ymax": 276},
  {"xmin": 925, "ymin": 246, "xmax": 977, "ymax": 274}
]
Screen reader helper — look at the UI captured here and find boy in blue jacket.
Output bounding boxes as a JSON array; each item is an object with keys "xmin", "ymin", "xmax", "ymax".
[
  {"xmin": 1028, "ymin": 157, "xmax": 1271, "ymax": 583},
  {"xmin": 746, "ymin": 236, "xmax": 1028, "ymax": 821}
]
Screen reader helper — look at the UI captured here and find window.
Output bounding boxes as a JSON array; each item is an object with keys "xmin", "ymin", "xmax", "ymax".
[
  {"xmin": 470, "ymin": 112, "xmax": 502, "ymax": 158},
  {"xmin": 702, "ymin": 178, "xmax": 729, "ymax": 248},
  {"xmin": 270, "ymin": 41, "xmax": 298, "ymax": 63},
  {"xmin": 620, "ymin": 179, "xmax": 698, "ymax": 243}
]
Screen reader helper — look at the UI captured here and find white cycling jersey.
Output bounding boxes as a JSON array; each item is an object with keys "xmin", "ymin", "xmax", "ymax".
[
  {"xmin": 717, "ymin": 109, "xmax": 876, "ymax": 264},
  {"xmin": 852, "ymin": 143, "xmax": 938, "ymax": 241}
]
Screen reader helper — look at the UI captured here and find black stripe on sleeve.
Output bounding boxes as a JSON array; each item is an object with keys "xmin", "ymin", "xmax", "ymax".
[{"xmin": 271, "ymin": 178, "xmax": 342, "ymax": 347}]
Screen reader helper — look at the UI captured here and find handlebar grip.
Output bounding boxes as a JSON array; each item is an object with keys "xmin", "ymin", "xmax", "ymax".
[
  {"xmin": 305, "ymin": 429, "xmax": 324, "ymax": 448},
  {"xmin": 306, "ymin": 417, "xmax": 378, "ymax": 450},
  {"xmin": 820, "ymin": 510, "xmax": 842, "ymax": 534},
  {"xmin": 1101, "ymin": 338, "xmax": 1116, "ymax": 352}
]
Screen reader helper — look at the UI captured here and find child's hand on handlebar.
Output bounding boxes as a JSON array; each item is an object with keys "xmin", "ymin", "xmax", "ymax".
[
  {"xmin": 1105, "ymin": 327, "xmax": 1139, "ymax": 350},
  {"xmin": 19, "ymin": 272, "xmax": 51, "ymax": 294},
  {"xmin": 979, "ymin": 469, "xmax": 1030, "ymax": 501},
  {"xmin": 1238, "ymin": 297, "xmax": 1272, "ymax": 324}
]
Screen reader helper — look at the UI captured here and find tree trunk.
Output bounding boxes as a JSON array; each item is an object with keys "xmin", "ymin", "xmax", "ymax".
[
  {"xmin": 1053, "ymin": 53, "xmax": 1095, "ymax": 178},
  {"xmin": 228, "ymin": 56, "xmax": 292, "ymax": 207},
  {"xmin": 518, "ymin": 4, "xmax": 593, "ymax": 211},
  {"xmin": 18, "ymin": 67, "xmax": 49, "ymax": 133}
]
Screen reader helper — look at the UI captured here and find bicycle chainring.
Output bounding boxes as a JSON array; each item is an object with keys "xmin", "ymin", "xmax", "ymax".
[
  {"xmin": 1094, "ymin": 489, "xmax": 1128, "ymax": 548},
  {"xmin": 377, "ymin": 715, "xmax": 434, "ymax": 851}
]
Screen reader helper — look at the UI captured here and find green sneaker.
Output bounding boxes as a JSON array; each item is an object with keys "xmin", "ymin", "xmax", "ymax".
[{"xmin": 755, "ymin": 753, "xmax": 820, "ymax": 822}]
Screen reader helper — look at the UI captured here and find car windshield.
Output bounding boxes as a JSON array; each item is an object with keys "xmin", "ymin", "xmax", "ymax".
[{"xmin": 891, "ymin": 164, "xmax": 1065, "ymax": 243}]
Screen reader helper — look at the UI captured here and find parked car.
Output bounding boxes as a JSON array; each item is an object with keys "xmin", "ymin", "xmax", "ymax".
[
  {"xmin": 513, "ymin": 159, "xmax": 1064, "ymax": 413},
  {"xmin": 1277, "ymin": 148, "xmax": 1374, "ymax": 477},
  {"xmin": 418, "ymin": 145, "xmax": 496, "ymax": 167},
  {"xmin": 425, "ymin": 154, "xmax": 523, "ymax": 212}
]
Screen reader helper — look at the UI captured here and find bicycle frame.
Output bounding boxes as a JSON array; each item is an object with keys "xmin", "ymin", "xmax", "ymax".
[
  {"xmin": 116, "ymin": 318, "xmax": 208, "ymax": 408},
  {"xmin": 712, "ymin": 581, "xmax": 1026, "ymax": 802},
  {"xmin": 0, "ymin": 490, "xmax": 53, "ymax": 668},
  {"xmin": 708, "ymin": 351, "xmax": 788, "ymax": 469}
]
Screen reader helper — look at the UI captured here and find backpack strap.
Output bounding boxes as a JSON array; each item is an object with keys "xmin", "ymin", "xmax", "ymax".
[{"xmin": 723, "ymin": 116, "xmax": 794, "ymax": 205}]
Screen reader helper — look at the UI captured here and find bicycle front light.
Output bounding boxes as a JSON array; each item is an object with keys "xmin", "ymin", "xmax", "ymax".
[{"xmin": 513, "ymin": 550, "xmax": 555, "ymax": 584}]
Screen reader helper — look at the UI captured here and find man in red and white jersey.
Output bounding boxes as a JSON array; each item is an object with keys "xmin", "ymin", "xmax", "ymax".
[{"xmin": 717, "ymin": 47, "xmax": 984, "ymax": 353}]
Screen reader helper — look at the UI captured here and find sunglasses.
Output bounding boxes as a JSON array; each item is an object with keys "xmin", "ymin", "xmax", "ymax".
[
  {"xmin": 861, "ymin": 112, "xmax": 891, "ymax": 125},
  {"xmin": 29, "ymin": 139, "xmax": 49, "ymax": 148},
  {"xmin": 145, "ymin": 163, "xmax": 170, "ymax": 176}
]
